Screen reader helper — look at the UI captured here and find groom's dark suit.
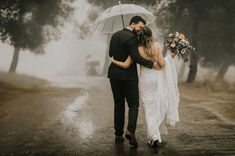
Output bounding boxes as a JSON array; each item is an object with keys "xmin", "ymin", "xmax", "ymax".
[{"xmin": 108, "ymin": 28, "xmax": 153, "ymax": 136}]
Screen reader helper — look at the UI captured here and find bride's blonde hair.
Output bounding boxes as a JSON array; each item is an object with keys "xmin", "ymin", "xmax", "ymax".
[{"xmin": 139, "ymin": 26, "xmax": 156, "ymax": 61}]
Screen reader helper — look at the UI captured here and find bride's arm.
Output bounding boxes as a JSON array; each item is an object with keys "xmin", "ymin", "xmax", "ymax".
[
  {"xmin": 111, "ymin": 55, "xmax": 133, "ymax": 69},
  {"xmin": 157, "ymin": 51, "xmax": 165, "ymax": 69},
  {"xmin": 170, "ymin": 52, "xmax": 176, "ymax": 58},
  {"xmin": 155, "ymin": 43, "xmax": 165, "ymax": 68}
]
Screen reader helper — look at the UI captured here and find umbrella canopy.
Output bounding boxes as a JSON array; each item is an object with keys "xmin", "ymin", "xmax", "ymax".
[{"xmin": 94, "ymin": 2, "xmax": 155, "ymax": 33}]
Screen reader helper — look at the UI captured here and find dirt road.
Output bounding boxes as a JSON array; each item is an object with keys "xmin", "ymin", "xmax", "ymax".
[{"xmin": 0, "ymin": 76, "xmax": 235, "ymax": 156}]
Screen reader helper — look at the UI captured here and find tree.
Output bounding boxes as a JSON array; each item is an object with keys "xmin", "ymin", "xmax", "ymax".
[
  {"xmin": 89, "ymin": 0, "xmax": 235, "ymax": 81},
  {"xmin": 154, "ymin": 0, "xmax": 209, "ymax": 83},
  {"xmin": 153, "ymin": 0, "xmax": 235, "ymax": 83},
  {"xmin": 198, "ymin": 0, "xmax": 235, "ymax": 81},
  {"xmin": 0, "ymin": 0, "xmax": 74, "ymax": 73}
]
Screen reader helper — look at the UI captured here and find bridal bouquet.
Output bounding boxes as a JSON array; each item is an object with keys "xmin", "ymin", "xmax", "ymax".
[{"xmin": 164, "ymin": 32, "xmax": 195, "ymax": 62}]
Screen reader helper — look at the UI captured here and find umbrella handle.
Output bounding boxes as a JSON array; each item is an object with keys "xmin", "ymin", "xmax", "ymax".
[
  {"xmin": 119, "ymin": 1, "xmax": 125, "ymax": 28},
  {"xmin": 121, "ymin": 15, "xmax": 125, "ymax": 28}
]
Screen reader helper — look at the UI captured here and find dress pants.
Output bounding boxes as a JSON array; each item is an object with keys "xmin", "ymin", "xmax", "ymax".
[{"xmin": 110, "ymin": 78, "xmax": 139, "ymax": 136}]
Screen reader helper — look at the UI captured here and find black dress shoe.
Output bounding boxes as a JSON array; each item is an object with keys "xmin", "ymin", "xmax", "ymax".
[
  {"xmin": 115, "ymin": 136, "xmax": 125, "ymax": 144},
  {"xmin": 148, "ymin": 139, "xmax": 159, "ymax": 148},
  {"xmin": 125, "ymin": 131, "xmax": 137, "ymax": 146}
]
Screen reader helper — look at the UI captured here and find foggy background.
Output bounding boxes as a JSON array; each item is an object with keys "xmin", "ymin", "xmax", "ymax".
[
  {"xmin": 0, "ymin": 0, "xmax": 234, "ymax": 84},
  {"xmin": 1, "ymin": 1, "xmax": 235, "ymax": 155}
]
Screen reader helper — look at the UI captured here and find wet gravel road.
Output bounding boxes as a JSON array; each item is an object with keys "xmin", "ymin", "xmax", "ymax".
[{"xmin": 0, "ymin": 77, "xmax": 235, "ymax": 156}]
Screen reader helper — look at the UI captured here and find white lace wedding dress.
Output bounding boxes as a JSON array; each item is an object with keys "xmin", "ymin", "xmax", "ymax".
[{"xmin": 139, "ymin": 54, "xmax": 180, "ymax": 143}]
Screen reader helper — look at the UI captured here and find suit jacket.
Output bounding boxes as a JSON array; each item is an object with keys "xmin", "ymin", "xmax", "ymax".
[{"xmin": 108, "ymin": 28, "xmax": 153, "ymax": 80}]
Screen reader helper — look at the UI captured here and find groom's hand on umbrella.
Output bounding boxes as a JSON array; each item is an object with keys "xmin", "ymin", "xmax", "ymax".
[{"xmin": 153, "ymin": 62, "xmax": 161, "ymax": 70}]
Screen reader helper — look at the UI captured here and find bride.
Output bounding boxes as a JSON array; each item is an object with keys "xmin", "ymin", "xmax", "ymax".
[{"xmin": 111, "ymin": 26, "xmax": 180, "ymax": 147}]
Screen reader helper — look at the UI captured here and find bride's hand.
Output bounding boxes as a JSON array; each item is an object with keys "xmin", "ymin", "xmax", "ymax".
[
  {"xmin": 171, "ymin": 52, "xmax": 176, "ymax": 58},
  {"xmin": 153, "ymin": 62, "xmax": 161, "ymax": 70}
]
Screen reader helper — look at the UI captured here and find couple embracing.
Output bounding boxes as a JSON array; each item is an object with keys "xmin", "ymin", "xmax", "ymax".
[{"xmin": 108, "ymin": 16, "xmax": 179, "ymax": 147}]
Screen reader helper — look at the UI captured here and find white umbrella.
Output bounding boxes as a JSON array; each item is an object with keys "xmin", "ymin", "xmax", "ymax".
[{"xmin": 95, "ymin": 1, "xmax": 155, "ymax": 33}]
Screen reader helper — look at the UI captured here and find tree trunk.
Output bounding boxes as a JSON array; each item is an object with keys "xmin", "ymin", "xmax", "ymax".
[
  {"xmin": 186, "ymin": 52, "xmax": 198, "ymax": 83},
  {"xmin": 215, "ymin": 59, "xmax": 231, "ymax": 82},
  {"xmin": 186, "ymin": 16, "xmax": 199, "ymax": 83},
  {"xmin": 9, "ymin": 47, "xmax": 20, "ymax": 73},
  {"xmin": 178, "ymin": 61, "xmax": 186, "ymax": 81},
  {"xmin": 102, "ymin": 34, "xmax": 112, "ymax": 76}
]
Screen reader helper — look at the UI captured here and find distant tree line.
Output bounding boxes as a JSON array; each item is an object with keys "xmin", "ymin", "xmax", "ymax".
[
  {"xmin": 89, "ymin": 0, "xmax": 235, "ymax": 82},
  {"xmin": 0, "ymin": 0, "xmax": 74, "ymax": 73}
]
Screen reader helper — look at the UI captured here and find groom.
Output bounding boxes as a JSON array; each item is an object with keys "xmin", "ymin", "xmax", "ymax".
[{"xmin": 108, "ymin": 16, "xmax": 159, "ymax": 146}]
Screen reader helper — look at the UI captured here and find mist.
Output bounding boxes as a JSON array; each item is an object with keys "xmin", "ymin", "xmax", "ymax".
[
  {"xmin": 0, "ymin": 1, "xmax": 235, "ymax": 155},
  {"xmin": 0, "ymin": 0, "xmax": 234, "ymax": 84},
  {"xmin": 0, "ymin": 0, "xmax": 106, "ymax": 81}
]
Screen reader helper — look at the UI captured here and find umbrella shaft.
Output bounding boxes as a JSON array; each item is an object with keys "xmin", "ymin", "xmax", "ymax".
[{"xmin": 121, "ymin": 14, "xmax": 125, "ymax": 28}]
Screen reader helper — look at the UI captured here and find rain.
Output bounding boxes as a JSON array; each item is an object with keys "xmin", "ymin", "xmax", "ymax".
[{"xmin": 0, "ymin": 0, "xmax": 235, "ymax": 155}]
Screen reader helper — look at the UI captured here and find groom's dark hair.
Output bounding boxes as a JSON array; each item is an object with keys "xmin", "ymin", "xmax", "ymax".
[{"xmin": 129, "ymin": 16, "xmax": 146, "ymax": 25}]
